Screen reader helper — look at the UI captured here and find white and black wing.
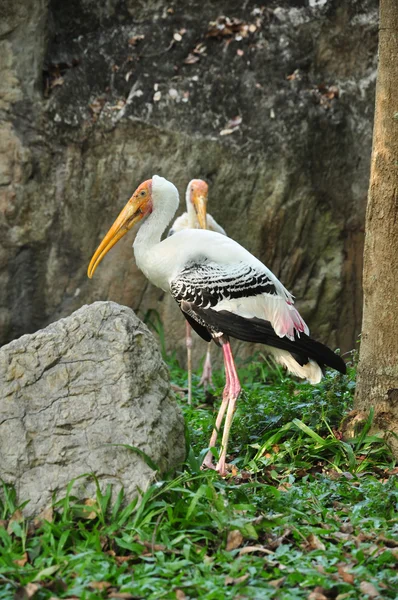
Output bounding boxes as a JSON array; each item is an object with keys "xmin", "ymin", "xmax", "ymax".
[
  {"xmin": 170, "ymin": 259, "xmax": 308, "ymax": 341},
  {"xmin": 170, "ymin": 258, "xmax": 346, "ymax": 377}
]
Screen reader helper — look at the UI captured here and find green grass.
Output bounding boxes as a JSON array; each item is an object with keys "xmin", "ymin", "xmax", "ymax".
[{"xmin": 1, "ymin": 349, "xmax": 397, "ymax": 600}]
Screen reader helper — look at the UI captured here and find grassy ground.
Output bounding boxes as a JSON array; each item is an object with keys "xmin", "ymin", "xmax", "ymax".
[{"xmin": 0, "ymin": 350, "xmax": 397, "ymax": 600}]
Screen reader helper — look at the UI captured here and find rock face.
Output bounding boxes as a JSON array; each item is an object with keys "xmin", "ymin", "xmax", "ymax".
[
  {"xmin": 0, "ymin": 302, "xmax": 185, "ymax": 516},
  {"xmin": 0, "ymin": 0, "xmax": 378, "ymax": 361}
]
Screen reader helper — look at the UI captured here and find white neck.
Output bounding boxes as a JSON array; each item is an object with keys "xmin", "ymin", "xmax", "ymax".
[
  {"xmin": 185, "ymin": 185, "xmax": 197, "ymax": 227},
  {"xmin": 133, "ymin": 176, "xmax": 179, "ymax": 272}
]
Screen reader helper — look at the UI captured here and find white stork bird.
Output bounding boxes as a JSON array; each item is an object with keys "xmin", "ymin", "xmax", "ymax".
[
  {"xmin": 88, "ymin": 175, "xmax": 346, "ymax": 476},
  {"xmin": 168, "ymin": 179, "xmax": 226, "ymax": 404}
]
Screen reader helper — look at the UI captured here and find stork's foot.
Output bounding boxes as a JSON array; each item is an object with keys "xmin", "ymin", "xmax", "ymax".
[
  {"xmin": 201, "ymin": 451, "xmax": 217, "ymax": 472},
  {"xmin": 215, "ymin": 457, "xmax": 227, "ymax": 478},
  {"xmin": 201, "ymin": 452, "xmax": 231, "ymax": 477},
  {"xmin": 171, "ymin": 383, "xmax": 188, "ymax": 397}
]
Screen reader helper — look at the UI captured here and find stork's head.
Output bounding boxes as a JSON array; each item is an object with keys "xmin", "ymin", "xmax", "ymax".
[
  {"xmin": 187, "ymin": 179, "xmax": 209, "ymax": 229},
  {"xmin": 87, "ymin": 179, "xmax": 153, "ymax": 278},
  {"xmin": 88, "ymin": 176, "xmax": 179, "ymax": 278}
]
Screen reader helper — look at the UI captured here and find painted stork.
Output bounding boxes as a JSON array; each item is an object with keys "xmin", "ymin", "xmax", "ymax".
[
  {"xmin": 88, "ymin": 175, "xmax": 346, "ymax": 476},
  {"xmin": 168, "ymin": 179, "xmax": 227, "ymax": 403}
]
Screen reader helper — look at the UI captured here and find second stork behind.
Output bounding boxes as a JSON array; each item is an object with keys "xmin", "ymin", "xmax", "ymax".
[{"xmin": 169, "ymin": 179, "xmax": 226, "ymax": 403}]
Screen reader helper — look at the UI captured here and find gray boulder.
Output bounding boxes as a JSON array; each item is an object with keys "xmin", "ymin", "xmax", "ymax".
[{"xmin": 0, "ymin": 301, "xmax": 185, "ymax": 516}]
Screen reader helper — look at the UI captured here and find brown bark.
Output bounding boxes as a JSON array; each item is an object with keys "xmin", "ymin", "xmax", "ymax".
[{"xmin": 355, "ymin": 0, "xmax": 398, "ymax": 455}]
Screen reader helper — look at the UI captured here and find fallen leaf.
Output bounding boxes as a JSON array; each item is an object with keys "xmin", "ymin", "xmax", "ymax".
[
  {"xmin": 107, "ymin": 593, "xmax": 135, "ymax": 599},
  {"xmin": 175, "ymin": 590, "xmax": 186, "ymax": 600},
  {"xmin": 306, "ymin": 534, "xmax": 326, "ymax": 551},
  {"xmin": 7, "ymin": 509, "xmax": 23, "ymax": 534},
  {"xmin": 219, "ymin": 128, "xmax": 234, "ymax": 136},
  {"xmin": 226, "ymin": 529, "xmax": 243, "ymax": 551},
  {"xmin": 33, "ymin": 506, "xmax": 54, "ymax": 527},
  {"xmin": 114, "ymin": 555, "xmax": 134, "ymax": 565},
  {"xmin": 153, "ymin": 91, "xmax": 162, "ymax": 102},
  {"xmin": 238, "ymin": 545, "xmax": 274, "ymax": 556},
  {"xmin": 308, "ymin": 594, "xmax": 327, "ymax": 600},
  {"xmin": 89, "ymin": 581, "xmax": 111, "ymax": 591},
  {"xmin": 359, "ymin": 581, "xmax": 380, "ymax": 598},
  {"xmin": 268, "ymin": 577, "xmax": 285, "ymax": 588},
  {"xmin": 14, "ymin": 552, "xmax": 28, "ymax": 567},
  {"xmin": 338, "ymin": 566, "xmax": 354, "ymax": 584},
  {"xmin": 184, "ymin": 53, "xmax": 200, "ymax": 64},
  {"xmin": 225, "ymin": 574, "xmax": 249, "ymax": 585},
  {"xmin": 15, "ymin": 583, "xmax": 40, "ymax": 599},
  {"xmin": 277, "ymin": 483, "xmax": 292, "ymax": 492}
]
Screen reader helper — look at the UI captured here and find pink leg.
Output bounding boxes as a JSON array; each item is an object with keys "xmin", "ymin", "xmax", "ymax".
[
  {"xmin": 201, "ymin": 353, "xmax": 231, "ymax": 470},
  {"xmin": 186, "ymin": 321, "xmax": 192, "ymax": 405},
  {"xmin": 216, "ymin": 342, "xmax": 241, "ymax": 476},
  {"xmin": 199, "ymin": 343, "xmax": 214, "ymax": 389}
]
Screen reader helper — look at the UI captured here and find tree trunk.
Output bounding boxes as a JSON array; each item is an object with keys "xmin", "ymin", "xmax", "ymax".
[{"xmin": 354, "ymin": 0, "xmax": 398, "ymax": 456}]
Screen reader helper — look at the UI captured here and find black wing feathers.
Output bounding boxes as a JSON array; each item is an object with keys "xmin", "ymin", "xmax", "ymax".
[{"xmin": 193, "ymin": 307, "xmax": 346, "ymax": 375}]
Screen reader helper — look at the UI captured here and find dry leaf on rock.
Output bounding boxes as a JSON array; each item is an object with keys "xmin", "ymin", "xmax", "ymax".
[
  {"xmin": 33, "ymin": 506, "xmax": 54, "ymax": 528},
  {"xmin": 128, "ymin": 35, "xmax": 144, "ymax": 46},
  {"xmin": 219, "ymin": 128, "xmax": 234, "ymax": 136},
  {"xmin": 193, "ymin": 43, "xmax": 207, "ymax": 55},
  {"xmin": 184, "ymin": 53, "xmax": 200, "ymax": 64},
  {"xmin": 227, "ymin": 116, "xmax": 242, "ymax": 128}
]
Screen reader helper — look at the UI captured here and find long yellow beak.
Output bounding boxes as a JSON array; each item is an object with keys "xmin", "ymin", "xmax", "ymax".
[
  {"xmin": 194, "ymin": 195, "xmax": 208, "ymax": 230},
  {"xmin": 87, "ymin": 196, "xmax": 144, "ymax": 278}
]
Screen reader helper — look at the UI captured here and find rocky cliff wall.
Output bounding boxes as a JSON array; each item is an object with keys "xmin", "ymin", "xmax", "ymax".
[{"xmin": 0, "ymin": 0, "xmax": 377, "ymax": 362}]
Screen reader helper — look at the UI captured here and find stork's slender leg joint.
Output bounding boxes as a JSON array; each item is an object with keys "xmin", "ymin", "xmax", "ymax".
[
  {"xmin": 186, "ymin": 321, "xmax": 193, "ymax": 405},
  {"xmin": 199, "ymin": 343, "xmax": 214, "ymax": 389},
  {"xmin": 216, "ymin": 340, "xmax": 241, "ymax": 476},
  {"xmin": 201, "ymin": 358, "xmax": 231, "ymax": 471}
]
